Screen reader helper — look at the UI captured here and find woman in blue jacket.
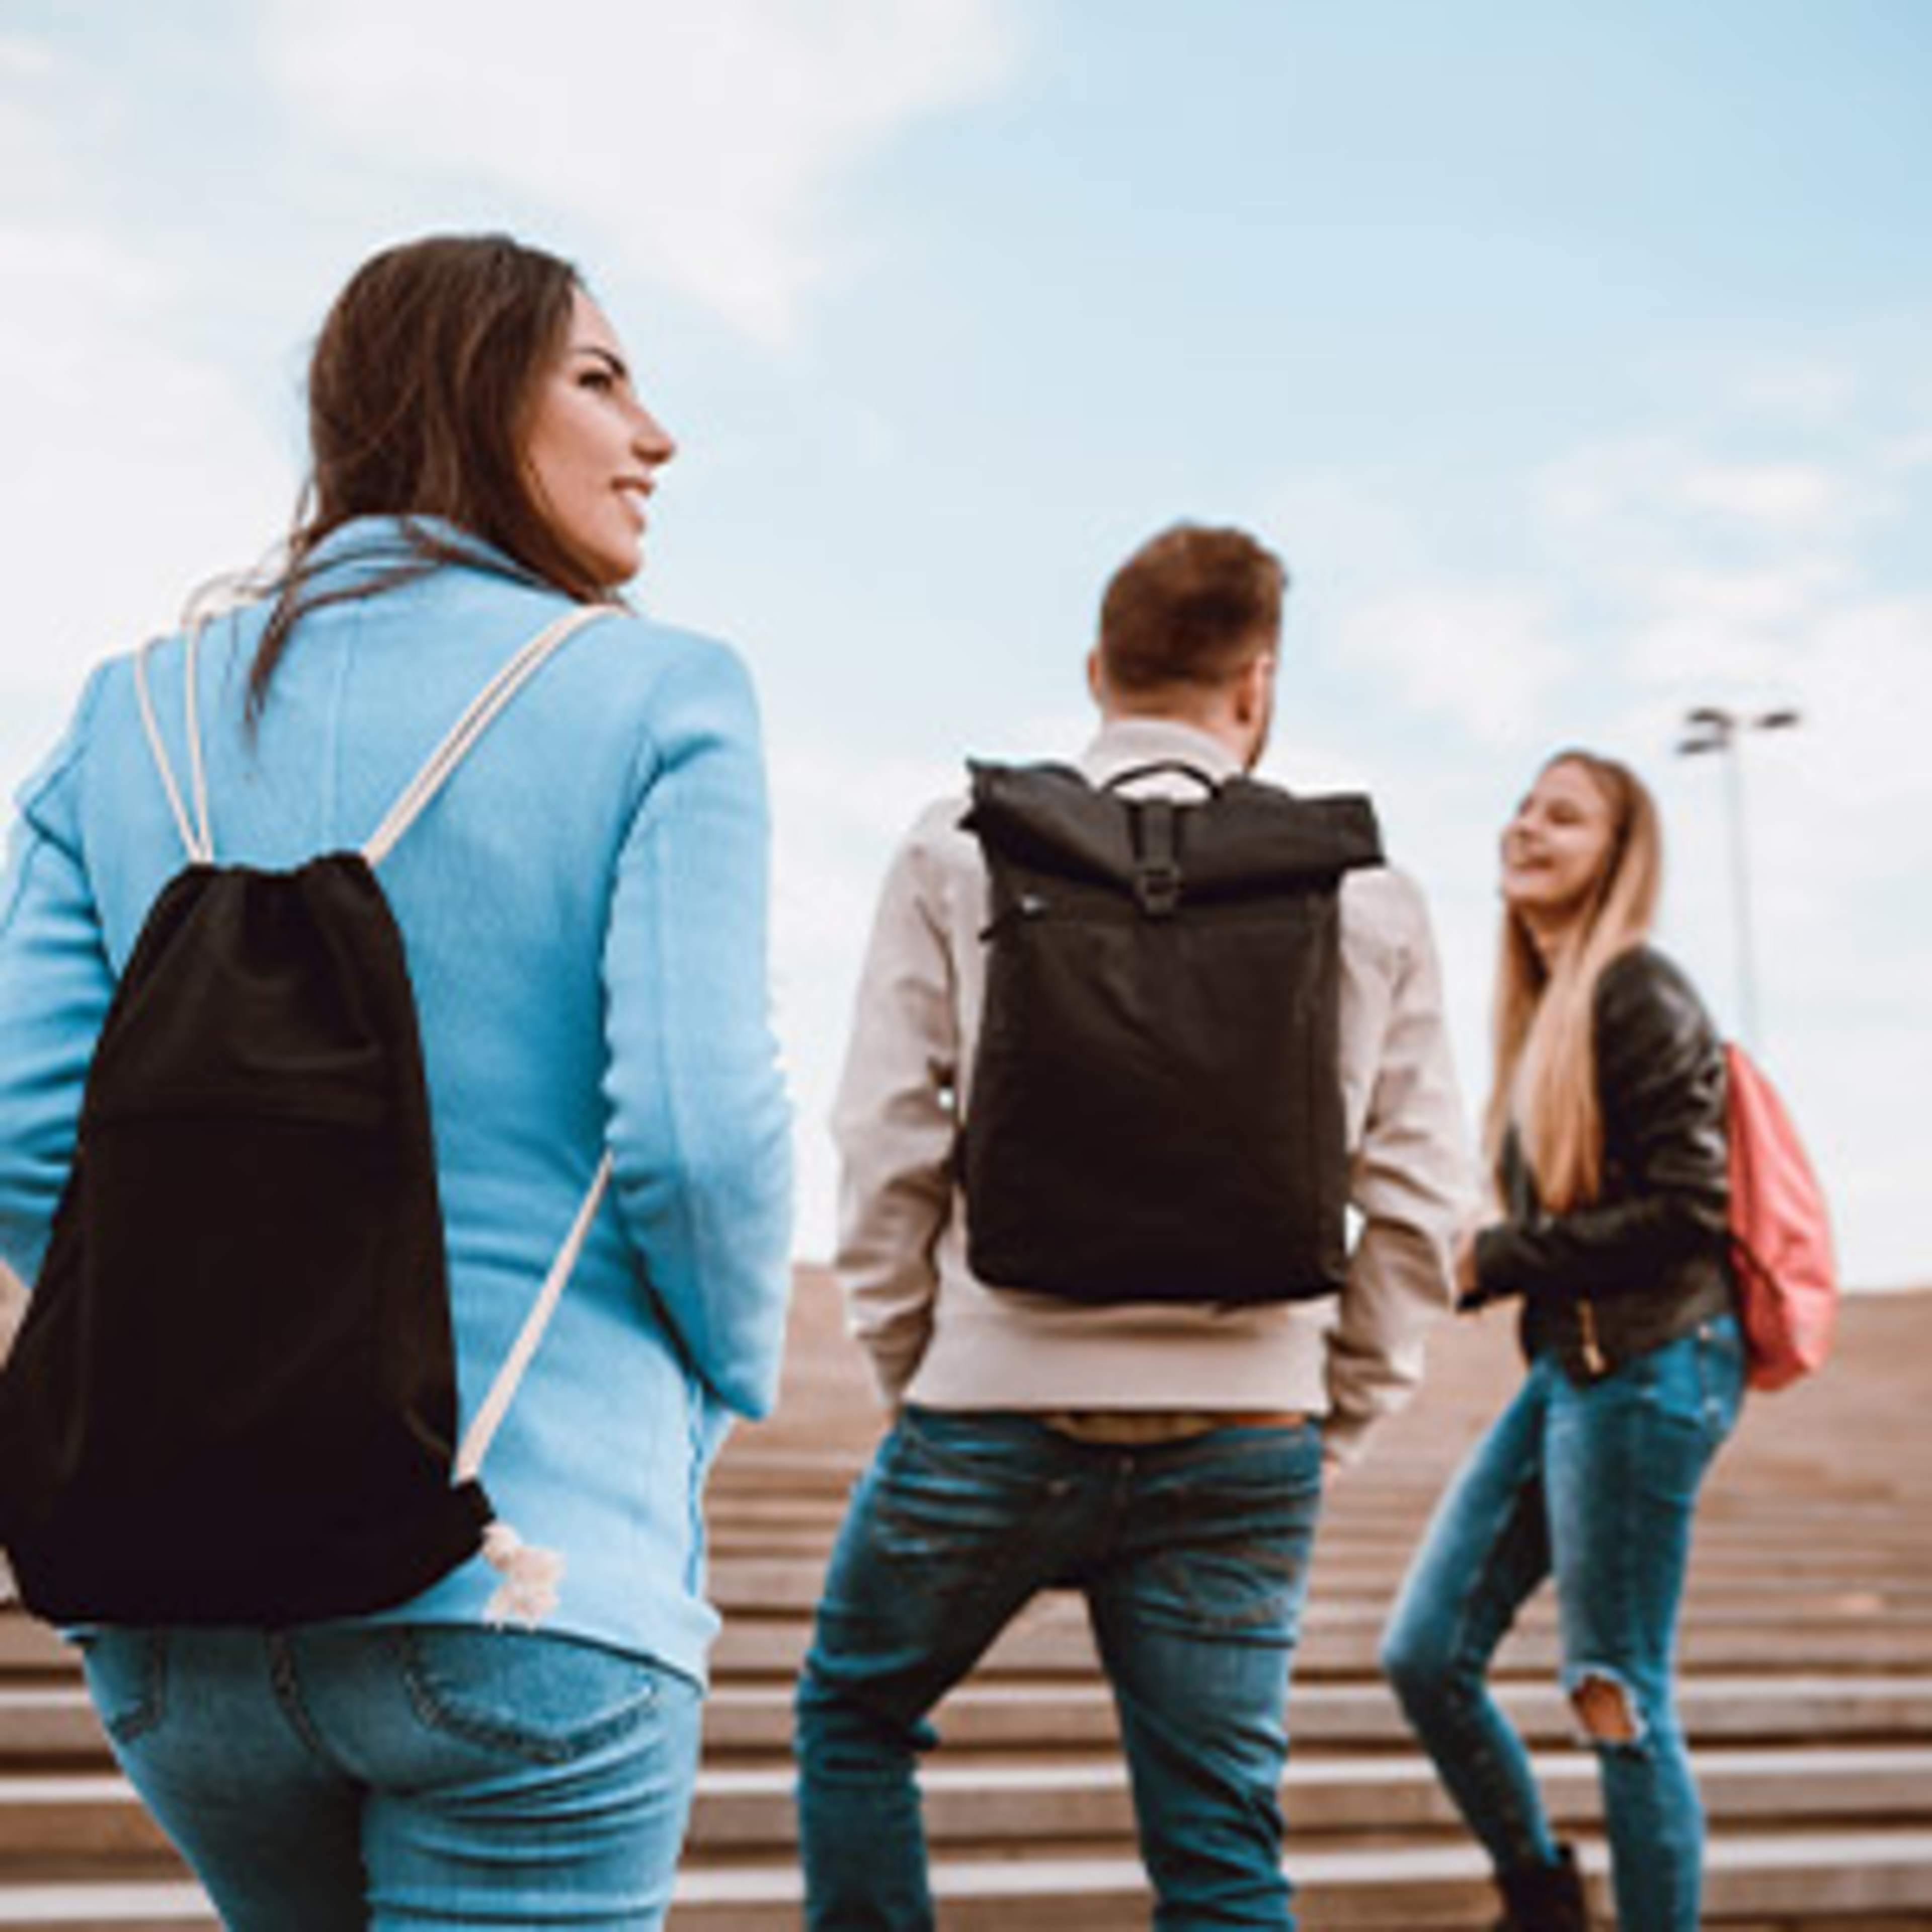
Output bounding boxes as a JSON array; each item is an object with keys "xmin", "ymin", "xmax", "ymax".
[{"xmin": 0, "ymin": 234, "xmax": 792, "ymax": 1927}]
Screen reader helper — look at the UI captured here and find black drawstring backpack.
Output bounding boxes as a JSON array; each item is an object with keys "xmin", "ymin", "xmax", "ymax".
[
  {"xmin": 959, "ymin": 758, "xmax": 1383, "ymax": 1306},
  {"xmin": 0, "ymin": 607, "xmax": 612, "ymax": 1628}
]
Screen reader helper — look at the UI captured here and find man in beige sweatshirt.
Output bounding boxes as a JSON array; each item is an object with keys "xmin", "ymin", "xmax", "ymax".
[{"xmin": 794, "ymin": 524, "xmax": 1471, "ymax": 1930}]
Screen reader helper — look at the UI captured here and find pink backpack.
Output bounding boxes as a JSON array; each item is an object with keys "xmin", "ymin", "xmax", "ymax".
[{"xmin": 1725, "ymin": 1043, "xmax": 1838, "ymax": 1391}]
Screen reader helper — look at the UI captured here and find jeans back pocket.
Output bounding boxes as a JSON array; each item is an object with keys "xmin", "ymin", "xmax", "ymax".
[{"xmin": 396, "ymin": 1627, "xmax": 665, "ymax": 1766}]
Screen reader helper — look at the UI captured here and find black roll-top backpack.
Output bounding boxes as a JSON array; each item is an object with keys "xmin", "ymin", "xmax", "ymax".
[
  {"xmin": 959, "ymin": 758, "xmax": 1383, "ymax": 1306},
  {"xmin": 0, "ymin": 606, "xmax": 613, "ymax": 1627}
]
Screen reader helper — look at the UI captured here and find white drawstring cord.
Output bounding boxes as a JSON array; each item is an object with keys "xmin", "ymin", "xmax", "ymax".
[
  {"xmin": 363, "ymin": 606, "xmax": 608, "ymax": 867},
  {"xmin": 456, "ymin": 1153, "xmax": 614, "ymax": 1626},
  {"xmin": 184, "ymin": 620, "xmax": 213, "ymax": 862},
  {"xmin": 133, "ymin": 621, "xmax": 215, "ymax": 866}
]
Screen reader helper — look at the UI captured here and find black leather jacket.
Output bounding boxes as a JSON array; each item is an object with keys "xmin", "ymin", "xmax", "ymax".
[{"xmin": 1472, "ymin": 946, "xmax": 1735, "ymax": 1382}]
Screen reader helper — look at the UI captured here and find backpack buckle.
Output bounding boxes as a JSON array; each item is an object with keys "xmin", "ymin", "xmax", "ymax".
[
  {"xmin": 1135, "ymin": 861, "xmax": 1181, "ymax": 917},
  {"xmin": 1131, "ymin": 797, "xmax": 1183, "ymax": 917}
]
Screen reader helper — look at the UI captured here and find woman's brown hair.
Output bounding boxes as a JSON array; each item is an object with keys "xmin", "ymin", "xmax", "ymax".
[
  {"xmin": 1484, "ymin": 749, "xmax": 1663, "ymax": 1212},
  {"xmin": 249, "ymin": 233, "xmax": 610, "ymax": 721}
]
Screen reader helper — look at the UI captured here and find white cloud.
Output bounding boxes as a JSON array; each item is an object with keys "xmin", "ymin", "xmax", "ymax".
[
  {"xmin": 0, "ymin": 216, "xmax": 293, "ymax": 775},
  {"xmin": 1541, "ymin": 435, "xmax": 1880, "ymax": 548},
  {"xmin": 1880, "ymin": 428, "xmax": 1932, "ymax": 475},
  {"xmin": 265, "ymin": 0, "xmax": 1021, "ymax": 346},
  {"xmin": 0, "ymin": 37, "xmax": 69, "ymax": 202},
  {"xmin": 1724, "ymin": 355, "xmax": 1861, "ymax": 429},
  {"xmin": 767, "ymin": 738, "xmax": 963, "ymax": 1257},
  {"xmin": 0, "ymin": 220, "xmax": 174, "ymax": 305},
  {"xmin": 769, "ymin": 740, "xmax": 955, "ymax": 960},
  {"xmin": 1783, "ymin": 596, "xmax": 1932, "ymax": 816},
  {"xmin": 1331, "ymin": 587, "xmax": 1569, "ymax": 748},
  {"xmin": 1617, "ymin": 559, "xmax": 1847, "ymax": 689},
  {"xmin": 1540, "ymin": 433, "xmax": 1679, "ymax": 534},
  {"xmin": 0, "ymin": 37, "xmax": 53, "ymax": 77},
  {"xmin": 0, "ymin": 36, "xmax": 292, "ymax": 768},
  {"xmin": 1674, "ymin": 459, "xmax": 1841, "ymax": 529}
]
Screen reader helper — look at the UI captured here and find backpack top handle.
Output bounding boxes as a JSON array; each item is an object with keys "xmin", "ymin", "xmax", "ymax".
[{"xmin": 1099, "ymin": 759, "xmax": 1222, "ymax": 798}]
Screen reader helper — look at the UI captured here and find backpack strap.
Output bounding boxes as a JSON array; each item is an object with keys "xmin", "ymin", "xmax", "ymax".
[
  {"xmin": 455, "ymin": 1151, "xmax": 615, "ymax": 1490},
  {"xmin": 360, "ymin": 601, "xmax": 609, "ymax": 1624},
  {"xmin": 1130, "ymin": 797, "xmax": 1182, "ymax": 917},
  {"xmin": 368, "ymin": 603, "xmax": 620, "ymax": 1624},
  {"xmin": 363, "ymin": 604, "xmax": 612, "ymax": 867},
  {"xmin": 133, "ymin": 605, "xmax": 612, "ymax": 871},
  {"xmin": 450, "ymin": 1147, "xmax": 615, "ymax": 1627},
  {"xmin": 1100, "ymin": 760, "xmax": 1222, "ymax": 797},
  {"xmin": 133, "ymin": 618, "xmax": 216, "ymax": 865}
]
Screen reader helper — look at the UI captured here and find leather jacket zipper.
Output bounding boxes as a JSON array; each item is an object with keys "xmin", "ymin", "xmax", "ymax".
[{"xmin": 1577, "ymin": 1296, "xmax": 1606, "ymax": 1376}]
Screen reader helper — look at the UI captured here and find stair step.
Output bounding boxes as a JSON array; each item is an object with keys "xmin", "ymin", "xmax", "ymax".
[
  {"xmin": 18, "ymin": 1673, "xmax": 1931, "ymax": 1765},
  {"xmin": 672, "ymin": 1832, "xmax": 1932, "ymax": 1928},
  {"xmin": 8, "ymin": 1746, "xmax": 1930, "ymax": 1860},
  {"xmin": 702, "ymin": 1672, "xmax": 1932, "ymax": 1753},
  {"xmin": 0, "ymin": 1886, "xmax": 211, "ymax": 1928},
  {"xmin": 19, "ymin": 1613, "xmax": 1931, "ymax": 1686},
  {"xmin": 3, "ymin": 1830, "xmax": 1930, "ymax": 1929},
  {"xmin": 700, "ymin": 1556, "xmax": 1932, "ymax": 1616},
  {"xmin": 695, "ymin": 1745, "xmax": 1932, "ymax": 1847},
  {"xmin": 705, "ymin": 1611, "xmax": 1932, "ymax": 1679}
]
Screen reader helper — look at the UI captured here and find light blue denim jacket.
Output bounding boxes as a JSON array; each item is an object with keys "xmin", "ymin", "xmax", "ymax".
[{"xmin": 0, "ymin": 519, "xmax": 793, "ymax": 1685}]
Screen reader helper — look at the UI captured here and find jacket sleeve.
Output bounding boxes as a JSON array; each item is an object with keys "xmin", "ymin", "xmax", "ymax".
[
  {"xmin": 828, "ymin": 814, "xmax": 958, "ymax": 1407},
  {"xmin": 0, "ymin": 670, "xmax": 115, "ymax": 1287},
  {"xmin": 1324, "ymin": 875, "xmax": 1472, "ymax": 1467},
  {"xmin": 1474, "ymin": 950, "xmax": 1729, "ymax": 1303},
  {"xmin": 601, "ymin": 639, "xmax": 793, "ymax": 1420}
]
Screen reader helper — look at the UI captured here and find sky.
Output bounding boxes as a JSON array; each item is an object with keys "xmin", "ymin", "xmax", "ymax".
[{"xmin": 2, "ymin": 1, "xmax": 1928, "ymax": 1285}]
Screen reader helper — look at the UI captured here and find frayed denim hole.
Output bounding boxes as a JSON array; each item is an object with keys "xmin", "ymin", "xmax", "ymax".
[{"xmin": 1563, "ymin": 1662, "xmax": 1650, "ymax": 1754}]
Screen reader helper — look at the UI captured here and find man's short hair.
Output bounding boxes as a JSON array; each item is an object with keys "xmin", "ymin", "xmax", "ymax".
[{"xmin": 1098, "ymin": 524, "xmax": 1287, "ymax": 695}]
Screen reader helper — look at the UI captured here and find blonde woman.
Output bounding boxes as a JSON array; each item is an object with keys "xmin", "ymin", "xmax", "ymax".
[{"xmin": 1380, "ymin": 751, "xmax": 1743, "ymax": 1932}]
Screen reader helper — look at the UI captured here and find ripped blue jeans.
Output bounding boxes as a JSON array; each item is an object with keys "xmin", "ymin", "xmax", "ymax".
[
  {"xmin": 795, "ymin": 1406, "xmax": 1324, "ymax": 1930},
  {"xmin": 1379, "ymin": 1315, "xmax": 1746, "ymax": 1932}
]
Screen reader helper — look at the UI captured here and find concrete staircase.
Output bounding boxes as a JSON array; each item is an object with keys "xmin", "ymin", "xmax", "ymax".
[{"xmin": 2, "ymin": 1275, "xmax": 1928, "ymax": 1927}]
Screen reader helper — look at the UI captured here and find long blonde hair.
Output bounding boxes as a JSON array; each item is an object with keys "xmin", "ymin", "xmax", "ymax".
[{"xmin": 1484, "ymin": 751, "xmax": 1662, "ymax": 1212}]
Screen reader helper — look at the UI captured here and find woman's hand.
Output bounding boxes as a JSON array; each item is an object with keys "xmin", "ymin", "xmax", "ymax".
[{"xmin": 1454, "ymin": 1228, "xmax": 1494, "ymax": 1313}]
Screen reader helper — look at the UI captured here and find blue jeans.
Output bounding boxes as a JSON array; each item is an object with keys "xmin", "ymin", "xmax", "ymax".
[
  {"xmin": 77, "ymin": 1623, "xmax": 702, "ymax": 1929},
  {"xmin": 1379, "ymin": 1315, "xmax": 1747, "ymax": 1932},
  {"xmin": 794, "ymin": 1405, "xmax": 1325, "ymax": 1931}
]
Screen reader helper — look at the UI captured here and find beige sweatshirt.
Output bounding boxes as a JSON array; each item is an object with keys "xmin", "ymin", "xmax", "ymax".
[{"xmin": 830, "ymin": 717, "xmax": 1474, "ymax": 1466}]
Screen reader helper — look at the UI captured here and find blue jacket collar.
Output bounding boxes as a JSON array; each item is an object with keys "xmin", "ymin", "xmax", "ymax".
[{"xmin": 302, "ymin": 515, "xmax": 548, "ymax": 590}]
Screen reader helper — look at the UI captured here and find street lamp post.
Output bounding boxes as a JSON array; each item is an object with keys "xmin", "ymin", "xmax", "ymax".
[{"xmin": 1675, "ymin": 705, "xmax": 1801, "ymax": 1050}]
